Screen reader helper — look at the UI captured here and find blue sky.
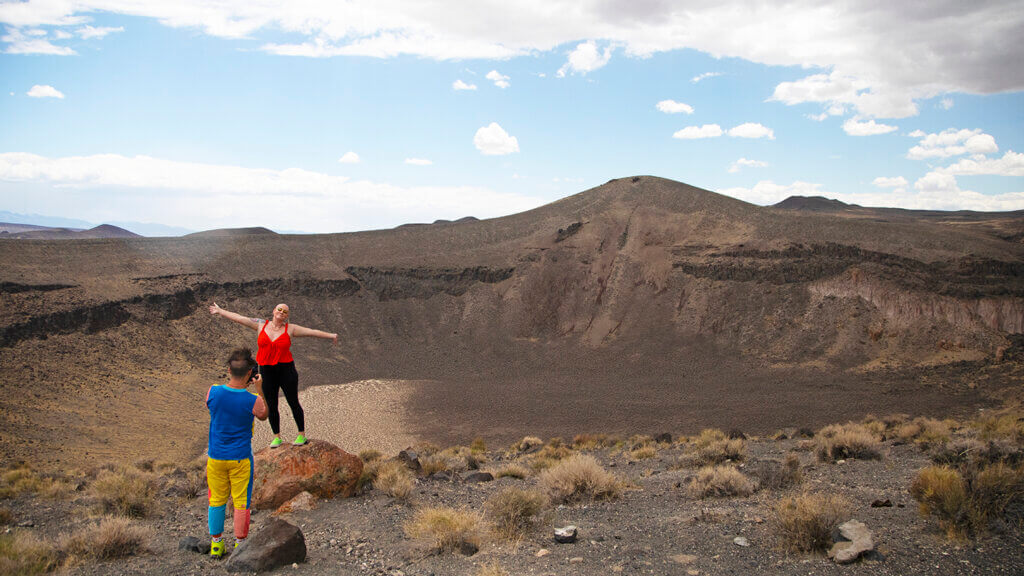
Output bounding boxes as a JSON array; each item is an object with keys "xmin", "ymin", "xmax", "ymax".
[{"xmin": 1, "ymin": 2, "xmax": 1022, "ymax": 235}]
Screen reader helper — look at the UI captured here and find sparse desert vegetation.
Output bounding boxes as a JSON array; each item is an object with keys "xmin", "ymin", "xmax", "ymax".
[
  {"xmin": 689, "ymin": 428, "xmax": 746, "ymax": 465},
  {"xmin": 538, "ymin": 454, "xmax": 622, "ymax": 503},
  {"xmin": 815, "ymin": 422, "xmax": 883, "ymax": 462},
  {"xmin": 774, "ymin": 492, "xmax": 851, "ymax": 552},
  {"xmin": 687, "ymin": 465, "xmax": 754, "ymax": 498},
  {"xmin": 485, "ymin": 487, "xmax": 548, "ymax": 539},
  {"xmin": 404, "ymin": 506, "xmax": 483, "ymax": 553}
]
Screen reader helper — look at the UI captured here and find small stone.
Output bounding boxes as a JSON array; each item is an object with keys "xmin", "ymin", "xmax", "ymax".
[
  {"xmin": 535, "ymin": 548, "xmax": 551, "ymax": 557},
  {"xmin": 555, "ymin": 525, "xmax": 578, "ymax": 543},
  {"xmin": 671, "ymin": 554, "xmax": 697, "ymax": 564},
  {"xmin": 330, "ymin": 538, "xmax": 338, "ymax": 546},
  {"xmin": 569, "ymin": 557, "xmax": 584, "ymax": 563},
  {"xmin": 733, "ymin": 536, "xmax": 750, "ymax": 547},
  {"xmin": 836, "ymin": 459, "xmax": 846, "ymax": 465},
  {"xmin": 292, "ymin": 563, "xmax": 299, "ymax": 569},
  {"xmin": 463, "ymin": 471, "xmax": 494, "ymax": 483},
  {"xmin": 871, "ymin": 499, "xmax": 892, "ymax": 508}
]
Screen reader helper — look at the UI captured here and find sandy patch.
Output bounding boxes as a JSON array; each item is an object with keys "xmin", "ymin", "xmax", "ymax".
[{"xmin": 253, "ymin": 379, "xmax": 421, "ymax": 455}]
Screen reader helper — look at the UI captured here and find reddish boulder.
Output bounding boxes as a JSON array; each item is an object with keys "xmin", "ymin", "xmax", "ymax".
[{"xmin": 252, "ymin": 439, "xmax": 362, "ymax": 510}]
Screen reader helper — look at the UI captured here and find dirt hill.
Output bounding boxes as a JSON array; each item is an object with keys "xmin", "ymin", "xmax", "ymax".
[{"xmin": 0, "ymin": 176, "xmax": 1021, "ymax": 471}]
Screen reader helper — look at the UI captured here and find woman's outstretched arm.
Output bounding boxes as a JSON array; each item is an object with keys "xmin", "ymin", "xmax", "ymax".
[
  {"xmin": 289, "ymin": 323, "xmax": 338, "ymax": 344},
  {"xmin": 209, "ymin": 302, "xmax": 261, "ymax": 331}
]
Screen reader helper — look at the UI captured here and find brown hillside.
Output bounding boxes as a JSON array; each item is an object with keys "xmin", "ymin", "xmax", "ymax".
[{"xmin": 0, "ymin": 176, "xmax": 1021, "ymax": 470}]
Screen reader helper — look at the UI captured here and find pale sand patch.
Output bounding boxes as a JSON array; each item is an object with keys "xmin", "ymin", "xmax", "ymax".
[{"xmin": 253, "ymin": 379, "xmax": 422, "ymax": 455}]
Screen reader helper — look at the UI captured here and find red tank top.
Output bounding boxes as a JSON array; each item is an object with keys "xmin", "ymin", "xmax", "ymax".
[{"xmin": 256, "ymin": 321, "xmax": 293, "ymax": 365}]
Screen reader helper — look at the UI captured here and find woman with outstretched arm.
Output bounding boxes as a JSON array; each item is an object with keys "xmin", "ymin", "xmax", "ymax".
[{"xmin": 209, "ymin": 302, "xmax": 337, "ymax": 448}]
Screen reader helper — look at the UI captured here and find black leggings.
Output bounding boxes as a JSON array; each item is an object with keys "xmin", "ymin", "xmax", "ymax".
[{"xmin": 259, "ymin": 362, "xmax": 304, "ymax": 434}]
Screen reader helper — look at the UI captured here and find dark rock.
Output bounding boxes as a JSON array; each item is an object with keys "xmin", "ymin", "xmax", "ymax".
[
  {"xmin": 426, "ymin": 470, "xmax": 458, "ymax": 482},
  {"xmin": 654, "ymin": 433, "xmax": 672, "ymax": 444},
  {"xmin": 178, "ymin": 536, "xmax": 210, "ymax": 554},
  {"xmin": 463, "ymin": 471, "xmax": 494, "ymax": 483},
  {"xmin": 797, "ymin": 428, "xmax": 815, "ymax": 438},
  {"xmin": 398, "ymin": 450, "xmax": 422, "ymax": 474},
  {"xmin": 554, "ymin": 525, "xmax": 578, "ymax": 544},
  {"xmin": 225, "ymin": 519, "xmax": 306, "ymax": 573},
  {"xmin": 727, "ymin": 429, "xmax": 747, "ymax": 440},
  {"xmin": 871, "ymin": 499, "xmax": 893, "ymax": 508}
]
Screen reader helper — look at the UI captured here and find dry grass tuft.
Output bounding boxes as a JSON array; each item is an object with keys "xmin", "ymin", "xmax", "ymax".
[
  {"xmin": 491, "ymin": 464, "xmax": 532, "ymax": 480},
  {"xmin": 530, "ymin": 443, "xmax": 575, "ymax": 471},
  {"xmin": 0, "ymin": 508, "xmax": 11, "ymax": 525},
  {"xmin": 630, "ymin": 445, "xmax": 658, "ymax": 460},
  {"xmin": 485, "ymin": 487, "xmax": 548, "ymax": 539},
  {"xmin": 897, "ymin": 417, "xmax": 952, "ymax": 448},
  {"xmin": 419, "ymin": 455, "xmax": 450, "ymax": 476},
  {"xmin": 911, "ymin": 463, "xmax": 1024, "ymax": 538},
  {"xmin": 0, "ymin": 531, "xmax": 58, "ymax": 575},
  {"xmin": 515, "ymin": 436, "xmax": 544, "ymax": 452},
  {"xmin": 690, "ymin": 428, "xmax": 746, "ymax": 465},
  {"xmin": 814, "ymin": 423, "xmax": 882, "ymax": 462},
  {"xmin": 538, "ymin": 454, "xmax": 621, "ymax": 503},
  {"xmin": 404, "ymin": 506, "xmax": 483, "ymax": 553},
  {"xmin": 90, "ymin": 468, "xmax": 159, "ymax": 518},
  {"xmin": 371, "ymin": 460, "xmax": 415, "ymax": 500},
  {"xmin": 973, "ymin": 413, "xmax": 1024, "ymax": 443},
  {"xmin": 470, "ymin": 438, "xmax": 487, "ymax": 454},
  {"xmin": 688, "ymin": 465, "xmax": 755, "ymax": 498},
  {"xmin": 359, "ymin": 449, "xmax": 383, "ymax": 463},
  {"xmin": 0, "ymin": 466, "xmax": 43, "ymax": 499},
  {"xmin": 774, "ymin": 492, "xmax": 850, "ymax": 553},
  {"xmin": 61, "ymin": 517, "xmax": 152, "ymax": 561},
  {"xmin": 910, "ymin": 465, "xmax": 968, "ymax": 538}
]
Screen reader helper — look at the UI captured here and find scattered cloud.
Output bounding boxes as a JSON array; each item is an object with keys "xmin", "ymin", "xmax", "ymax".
[
  {"xmin": 692, "ymin": 72, "xmax": 722, "ymax": 83},
  {"xmin": 907, "ymin": 128, "xmax": 998, "ymax": 160},
  {"xmin": 873, "ymin": 176, "xmax": 908, "ymax": 188},
  {"xmin": 770, "ymin": 70, "xmax": 918, "ymax": 119},
  {"xmin": 53, "ymin": 30, "xmax": 71, "ymax": 40},
  {"xmin": 656, "ymin": 100, "xmax": 694, "ymax": 114},
  {"xmin": 908, "ymin": 129, "xmax": 926, "ymax": 138},
  {"xmin": 0, "ymin": 152, "xmax": 544, "ymax": 233},
  {"xmin": 728, "ymin": 123, "xmax": 774, "ymax": 139},
  {"xmin": 939, "ymin": 151, "xmax": 1024, "ymax": 177},
  {"xmin": 806, "ymin": 112, "xmax": 829, "ymax": 122},
  {"xmin": 474, "ymin": 122, "xmax": 519, "ymax": 155},
  {"xmin": 842, "ymin": 117, "xmax": 898, "ymax": 136},
  {"xmin": 2, "ymin": 28, "xmax": 74, "ymax": 55},
  {"xmin": 26, "ymin": 85, "xmax": 64, "ymax": 99},
  {"xmin": 78, "ymin": 25, "xmax": 123, "ymax": 39},
  {"xmin": 940, "ymin": 97, "xmax": 954, "ymax": 110},
  {"xmin": 485, "ymin": 70, "xmax": 510, "ymax": 89},
  {"xmin": 452, "ymin": 79, "xmax": 477, "ymax": 91},
  {"xmin": 338, "ymin": 151, "xmax": 360, "ymax": 164},
  {"xmin": 404, "ymin": 157, "xmax": 432, "ymax": 166},
  {"xmin": 718, "ymin": 180, "xmax": 824, "ymax": 205},
  {"xmin": 557, "ymin": 40, "xmax": 612, "ymax": 77},
  {"xmin": 673, "ymin": 124, "xmax": 722, "ymax": 139},
  {"xmin": 728, "ymin": 158, "xmax": 768, "ymax": 173}
]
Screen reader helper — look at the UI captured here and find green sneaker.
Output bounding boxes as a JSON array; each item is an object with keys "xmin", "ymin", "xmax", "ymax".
[
  {"xmin": 293, "ymin": 434, "xmax": 307, "ymax": 446},
  {"xmin": 269, "ymin": 438, "xmax": 283, "ymax": 449},
  {"xmin": 210, "ymin": 540, "xmax": 225, "ymax": 558}
]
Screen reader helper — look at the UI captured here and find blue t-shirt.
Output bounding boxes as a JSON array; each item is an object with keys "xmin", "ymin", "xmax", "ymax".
[{"xmin": 207, "ymin": 385, "xmax": 258, "ymax": 460}]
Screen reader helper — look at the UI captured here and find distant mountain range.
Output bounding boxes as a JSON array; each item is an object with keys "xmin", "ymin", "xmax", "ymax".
[{"xmin": 0, "ymin": 211, "xmax": 194, "ymax": 237}]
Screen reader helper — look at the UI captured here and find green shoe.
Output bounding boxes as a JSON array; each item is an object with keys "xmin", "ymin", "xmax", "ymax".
[
  {"xmin": 293, "ymin": 434, "xmax": 307, "ymax": 446},
  {"xmin": 270, "ymin": 438, "xmax": 283, "ymax": 449},
  {"xmin": 210, "ymin": 540, "xmax": 225, "ymax": 558}
]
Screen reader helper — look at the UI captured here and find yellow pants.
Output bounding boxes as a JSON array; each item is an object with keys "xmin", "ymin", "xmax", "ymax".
[{"xmin": 206, "ymin": 456, "xmax": 253, "ymax": 509}]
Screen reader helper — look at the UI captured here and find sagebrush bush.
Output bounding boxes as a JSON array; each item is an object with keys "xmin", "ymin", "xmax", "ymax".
[
  {"xmin": 973, "ymin": 413, "xmax": 1024, "ymax": 443},
  {"xmin": 538, "ymin": 454, "xmax": 621, "ymax": 503},
  {"xmin": 0, "ymin": 531, "xmax": 57, "ymax": 575},
  {"xmin": 897, "ymin": 417, "xmax": 951, "ymax": 448},
  {"xmin": 910, "ymin": 465, "xmax": 968, "ymax": 537},
  {"xmin": 774, "ymin": 492, "xmax": 850, "ymax": 552},
  {"xmin": 690, "ymin": 428, "xmax": 745, "ymax": 465},
  {"xmin": 61, "ymin": 517, "xmax": 152, "ymax": 561},
  {"xmin": 90, "ymin": 468, "xmax": 159, "ymax": 518},
  {"xmin": 485, "ymin": 487, "xmax": 548, "ymax": 539},
  {"xmin": 930, "ymin": 438, "xmax": 987, "ymax": 466},
  {"xmin": 815, "ymin": 423, "xmax": 881, "ymax": 462},
  {"xmin": 372, "ymin": 460, "xmax": 415, "ymax": 500},
  {"xmin": 688, "ymin": 465, "xmax": 754, "ymax": 498},
  {"xmin": 404, "ymin": 507, "xmax": 483, "ymax": 553},
  {"xmin": 750, "ymin": 453, "xmax": 803, "ymax": 490},
  {"xmin": 912, "ymin": 462, "xmax": 1024, "ymax": 537}
]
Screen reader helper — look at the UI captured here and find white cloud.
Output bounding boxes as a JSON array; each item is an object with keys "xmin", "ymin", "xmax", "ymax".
[
  {"xmin": 78, "ymin": 25, "xmax": 123, "ymax": 39},
  {"xmin": 404, "ymin": 158, "xmax": 432, "ymax": 166},
  {"xmin": 26, "ymin": 84, "xmax": 64, "ymax": 99},
  {"xmin": 842, "ymin": 117, "xmax": 898, "ymax": 136},
  {"xmin": 338, "ymin": 151, "xmax": 360, "ymax": 164},
  {"xmin": 940, "ymin": 97, "xmax": 954, "ymax": 110},
  {"xmin": 907, "ymin": 128, "xmax": 998, "ymax": 160},
  {"xmin": 908, "ymin": 129, "xmax": 926, "ymax": 138},
  {"xmin": 474, "ymin": 122, "xmax": 519, "ymax": 155},
  {"xmin": 873, "ymin": 176, "xmax": 908, "ymax": 188},
  {"xmin": 0, "ymin": 152, "xmax": 545, "ymax": 233},
  {"xmin": 939, "ymin": 151, "xmax": 1024, "ymax": 177},
  {"xmin": 452, "ymin": 79, "xmax": 477, "ymax": 91},
  {"xmin": 728, "ymin": 123, "xmax": 774, "ymax": 139},
  {"xmin": 771, "ymin": 71, "xmax": 919, "ymax": 119},
  {"xmin": 656, "ymin": 99, "xmax": 694, "ymax": 114},
  {"xmin": 485, "ymin": 70, "xmax": 510, "ymax": 89},
  {"xmin": 53, "ymin": 30, "xmax": 70, "ymax": 39},
  {"xmin": 806, "ymin": 112, "xmax": 829, "ymax": 122},
  {"xmin": 728, "ymin": 158, "xmax": 768, "ymax": 173},
  {"xmin": 557, "ymin": 40, "xmax": 612, "ymax": 77},
  {"xmin": 2, "ymin": 28, "xmax": 74, "ymax": 55},
  {"xmin": 718, "ymin": 177, "xmax": 1024, "ymax": 211},
  {"xmin": 672, "ymin": 124, "xmax": 722, "ymax": 139},
  {"xmin": 692, "ymin": 72, "xmax": 722, "ymax": 83},
  {"xmin": 25, "ymin": 28, "xmax": 45, "ymax": 36}
]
